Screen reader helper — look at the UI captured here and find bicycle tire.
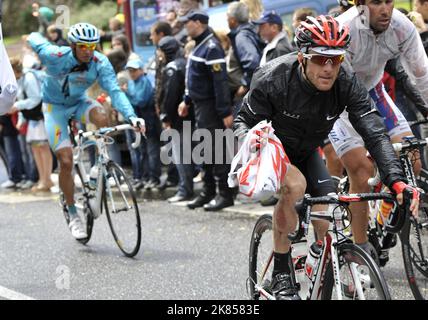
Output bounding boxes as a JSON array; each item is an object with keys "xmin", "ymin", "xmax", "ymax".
[
  {"xmin": 60, "ymin": 165, "xmax": 94, "ymax": 244},
  {"xmin": 248, "ymin": 214, "xmax": 274, "ymax": 300},
  {"xmin": 400, "ymin": 207, "xmax": 428, "ymax": 300},
  {"xmin": 103, "ymin": 161, "xmax": 141, "ymax": 257},
  {"xmin": 321, "ymin": 243, "xmax": 391, "ymax": 300}
]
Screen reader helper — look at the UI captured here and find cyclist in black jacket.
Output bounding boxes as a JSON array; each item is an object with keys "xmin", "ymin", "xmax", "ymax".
[{"xmin": 233, "ymin": 15, "xmax": 420, "ymax": 300}]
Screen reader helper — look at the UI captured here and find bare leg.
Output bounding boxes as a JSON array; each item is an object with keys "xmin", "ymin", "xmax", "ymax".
[
  {"xmin": 273, "ymin": 165, "xmax": 307, "ymax": 253},
  {"xmin": 323, "ymin": 143, "xmax": 344, "ymax": 178},
  {"xmin": 39, "ymin": 144, "xmax": 53, "ymax": 187},
  {"xmin": 340, "ymin": 147, "xmax": 374, "ymax": 244},
  {"xmin": 56, "ymin": 148, "xmax": 74, "ymax": 206},
  {"xmin": 31, "ymin": 145, "xmax": 43, "ymax": 186}
]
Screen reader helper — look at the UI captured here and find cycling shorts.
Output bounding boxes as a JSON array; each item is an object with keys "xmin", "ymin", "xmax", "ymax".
[
  {"xmin": 328, "ymin": 82, "xmax": 411, "ymax": 158},
  {"xmin": 289, "ymin": 151, "xmax": 336, "ymax": 197},
  {"xmin": 43, "ymin": 99, "xmax": 102, "ymax": 151}
]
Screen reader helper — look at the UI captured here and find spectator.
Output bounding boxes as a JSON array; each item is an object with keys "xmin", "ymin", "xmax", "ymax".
[
  {"xmin": 100, "ymin": 17, "xmax": 126, "ymax": 44},
  {"xmin": 178, "ymin": 10, "xmax": 234, "ymax": 211},
  {"xmin": 150, "ymin": 21, "xmax": 180, "ymax": 191},
  {"xmin": 158, "ymin": 36, "xmax": 195, "ymax": 203},
  {"xmin": 227, "ymin": 2, "xmax": 263, "ymax": 112},
  {"xmin": 31, "ymin": 2, "xmax": 55, "ymax": 37},
  {"xmin": 240, "ymin": 0, "xmax": 263, "ymax": 22},
  {"xmin": 175, "ymin": 0, "xmax": 201, "ymax": 45},
  {"xmin": 166, "ymin": 9, "xmax": 178, "ymax": 27},
  {"xmin": 9, "ymin": 57, "xmax": 53, "ymax": 192},
  {"xmin": 112, "ymin": 34, "xmax": 140, "ymax": 61},
  {"xmin": 292, "ymin": 7, "xmax": 316, "ymax": 30},
  {"xmin": 414, "ymin": 0, "xmax": 428, "ymax": 28},
  {"xmin": 253, "ymin": 11, "xmax": 294, "ymax": 66},
  {"xmin": 47, "ymin": 25, "xmax": 69, "ymax": 47},
  {"xmin": 0, "ymin": 112, "xmax": 24, "ymax": 189},
  {"xmin": 123, "ymin": 58, "xmax": 161, "ymax": 190},
  {"xmin": 97, "ymin": 48, "xmax": 128, "ymax": 167}
]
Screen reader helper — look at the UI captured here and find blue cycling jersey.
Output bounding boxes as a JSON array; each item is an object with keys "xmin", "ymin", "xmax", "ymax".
[{"xmin": 27, "ymin": 32, "xmax": 136, "ymax": 121}]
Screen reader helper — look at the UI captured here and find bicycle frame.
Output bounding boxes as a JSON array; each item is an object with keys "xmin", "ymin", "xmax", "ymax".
[
  {"xmin": 253, "ymin": 193, "xmax": 392, "ymax": 300},
  {"xmin": 72, "ymin": 124, "xmax": 142, "ymax": 217}
]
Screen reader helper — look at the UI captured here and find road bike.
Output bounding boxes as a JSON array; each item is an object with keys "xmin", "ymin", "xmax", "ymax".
[
  {"xmin": 60, "ymin": 120, "xmax": 142, "ymax": 257},
  {"xmin": 248, "ymin": 192, "xmax": 393, "ymax": 300}
]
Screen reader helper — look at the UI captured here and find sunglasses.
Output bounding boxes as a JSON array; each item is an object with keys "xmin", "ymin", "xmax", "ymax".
[
  {"xmin": 302, "ymin": 53, "xmax": 345, "ymax": 66},
  {"xmin": 76, "ymin": 43, "xmax": 97, "ymax": 51}
]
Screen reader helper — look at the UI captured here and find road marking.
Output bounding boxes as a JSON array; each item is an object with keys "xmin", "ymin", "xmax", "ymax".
[{"xmin": 0, "ymin": 285, "xmax": 35, "ymax": 300}]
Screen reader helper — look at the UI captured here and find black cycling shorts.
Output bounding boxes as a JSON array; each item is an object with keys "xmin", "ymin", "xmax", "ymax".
[{"xmin": 291, "ymin": 150, "xmax": 336, "ymax": 197}]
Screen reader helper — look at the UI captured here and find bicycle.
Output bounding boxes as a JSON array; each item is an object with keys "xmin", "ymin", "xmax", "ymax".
[
  {"xmin": 60, "ymin": 120, "xmax": 142, "ymax": 257},
  {"xmin": 248, "ymin": 192, "xmax": 393, "ymax": 300},
  {"xmin": 360, "ymin": 133, "xmax": 428, "ymax": 300}
]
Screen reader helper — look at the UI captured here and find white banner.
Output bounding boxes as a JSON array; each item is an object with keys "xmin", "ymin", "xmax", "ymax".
[{"xmin": 0, "ymin": 18, "xmax": 18, "ymax": 115}]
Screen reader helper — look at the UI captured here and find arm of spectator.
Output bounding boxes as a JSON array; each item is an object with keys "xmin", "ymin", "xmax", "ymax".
[
  {"xmin": 234, "ymin": 32, "xmax": 261, "ymax": 88},
  {"xmin": 14, "ymin": 72, "xmax": 42, "ymax": 111},
  {"xmin": 97, "ymin": 55, "xmax": 136, "ymax": 121},
  {"xmin": 206, "ymin": 45, "xmax": 232, "ymax": 121}
]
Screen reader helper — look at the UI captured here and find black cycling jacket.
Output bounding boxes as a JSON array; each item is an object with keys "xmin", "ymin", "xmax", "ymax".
[{"xmin": 233, "ymin": 54, "xmax": 406, "ymax": 189}]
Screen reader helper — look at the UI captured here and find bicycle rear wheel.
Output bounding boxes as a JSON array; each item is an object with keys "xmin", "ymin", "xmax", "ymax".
[
  {"xmin": 248, "ymin": 214, "xmax": 274, "ymax": 300},
  {"xmin": 103, "ymin": 161, "xmax": 141, "ymax": 257},
  {"xmin": 322, "ymin": 243, "xmax": 391, "ymax": 300},
  {"xmin": 60, "ymin": 166, "xmax": 94, "ymax": 244},
  {"xmin": 401, "ymin": 207, "xmax": 428, "ymax": 300}
]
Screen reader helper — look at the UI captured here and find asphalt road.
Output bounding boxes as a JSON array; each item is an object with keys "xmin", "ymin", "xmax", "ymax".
[{"xmin": 0, "ymin": 191, "xmax": 419, "ymax": 300}]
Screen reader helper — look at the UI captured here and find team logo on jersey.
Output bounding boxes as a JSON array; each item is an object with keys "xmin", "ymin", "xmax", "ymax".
[{"xmin": 212, "ymin": 63, "xmax": 222, "ymax": 72}]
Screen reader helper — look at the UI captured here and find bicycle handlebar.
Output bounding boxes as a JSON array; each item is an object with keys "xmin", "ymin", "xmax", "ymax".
[
  {"xmin": 288, "ymin": 192, "xmax": 396, "ymax": 242},
  {"xmin": 75, "ymin": 124, "xmax": 142, "ymax": 149},
  {"xmin": 408, "ymin": 118, "xmax": 428, "ymax": 128}
]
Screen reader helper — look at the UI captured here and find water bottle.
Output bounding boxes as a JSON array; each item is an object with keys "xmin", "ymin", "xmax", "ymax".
[
  {"xmin": 305, "ymin": 240, "xmax": 323, "ymax": 281},
  {"xmin": 376, "ymin": 199, "xmax": 394, "ymax": 226},
  {"xmin": 88, "ymin": 165, "xmax": 98, "ymax": 190},
  {"xmin": 291, "ymin": 238, "xmax": 308, "ymax": 298}
]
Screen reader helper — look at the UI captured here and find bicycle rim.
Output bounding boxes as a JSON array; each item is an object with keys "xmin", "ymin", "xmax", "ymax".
[
  {"xmin": 61, "ymin": 167, "xmax": 94, "ymax": 244},
  {"xmin": 248, "ymin": 214, "xmax": 274, "ymax": 300},
  {"xmin": 401, "ymin": 207, "xmax": 428, "ymax": 300},
  {"xmin": 104, "ymin": 161, "xmax": 141, "ymax": 257},
  {"xmin": 322, "ymin": 243, "xmax": 391, "ymax": 300}
]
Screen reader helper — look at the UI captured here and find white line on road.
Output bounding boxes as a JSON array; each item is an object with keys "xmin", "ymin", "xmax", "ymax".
[{"xmin": 0, "ymin": 285, "xmax": 36, "ymax": 300}]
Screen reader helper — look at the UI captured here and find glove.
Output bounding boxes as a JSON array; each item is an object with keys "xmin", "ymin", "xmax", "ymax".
[
  {"xmin": 129, "ymin": 116, "xmax": 145, "ymax": 128},
  {"xmin": 129, "ymin": 117, "xmax": 146, "ymax": 135},
  {"xmin": 391, "ymin": 181, "xmax": 420, "ymax": 201},
  {"xmin": 391, "ymin": 181, "xmax": 420, "ymax": 217}
]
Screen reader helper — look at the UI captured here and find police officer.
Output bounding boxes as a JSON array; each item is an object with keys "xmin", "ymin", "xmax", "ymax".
[{"xmin": 177, "ymin": 10, "xmax": 234, "ymax": 211}]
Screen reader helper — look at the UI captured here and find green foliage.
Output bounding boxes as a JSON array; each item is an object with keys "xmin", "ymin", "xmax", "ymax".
[{"xmin": 70, "ymin": 1, "xmax": 118, "ymax": 30}]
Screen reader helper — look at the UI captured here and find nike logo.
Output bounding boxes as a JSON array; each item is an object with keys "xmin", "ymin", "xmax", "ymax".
[
  {"xmin": 318, "ymin": 179, "xmax": 330, "ymax": 184},
  {"xmin": 326, "ymin": 115, "xmax": 337, "ymax": 121}
]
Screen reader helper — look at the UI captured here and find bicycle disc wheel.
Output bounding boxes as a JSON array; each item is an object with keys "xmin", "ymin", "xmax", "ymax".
[
  {"xmin": 400, "ymin": 207, "xmax": 428, "ymax": 300},
  {"xmin": 103, "ymin": 161, "xmax": 141, "ymax": 257},
  {"xmin": 322, "ymin": 243, "xmax": 391, "ymax": 300},
  {"xmin": 60, "ymin": 166, "xmax": 94, "ymax": 244},
  {"xmin": 248, "ymin": 214, "xmax": 274, "ymax": 300}
]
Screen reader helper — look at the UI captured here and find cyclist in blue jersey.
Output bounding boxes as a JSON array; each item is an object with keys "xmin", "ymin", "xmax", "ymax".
[{"xmin": 27, "ymin": 23, "xmax": 145, "ymax": 240}]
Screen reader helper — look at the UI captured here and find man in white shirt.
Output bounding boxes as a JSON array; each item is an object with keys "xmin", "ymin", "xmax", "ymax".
[
  {"xmin": 329, "ymin": 0, "xmax": 428, "ymax": 263},
  {"xmin": 253, "ymin": 11, "xmax": 294, "ymax": 66}
]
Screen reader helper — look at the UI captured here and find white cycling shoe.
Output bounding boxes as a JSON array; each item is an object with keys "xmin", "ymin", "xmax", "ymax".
[{"xmin": 68, "ymin": 215, "xmax": 88, "ymax": 240}]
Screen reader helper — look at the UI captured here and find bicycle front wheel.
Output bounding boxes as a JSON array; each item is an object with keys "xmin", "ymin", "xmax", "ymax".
[
  {"xmin": 103, "ymin": 161, "xmax": 141, "ymax": 257},
  {"xmin": 322, "ymin": 243, "xmax": 391, "ymax": 300},
  {"xmin": 248, "ymin": 214, "xmax": 274, "ymax": 300},
  {"xmin": 401, "ymin": 207, "xmax": 428, "ymax": 300}
]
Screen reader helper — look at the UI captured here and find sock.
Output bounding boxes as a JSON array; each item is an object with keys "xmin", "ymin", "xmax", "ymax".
[
  {"xmin": 68, "ymin": 204, "xmax": 77, "ymax": 216},
  {"xmin": 272, "ymin": 251, "xmax": 291, "ymax": 277}
]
